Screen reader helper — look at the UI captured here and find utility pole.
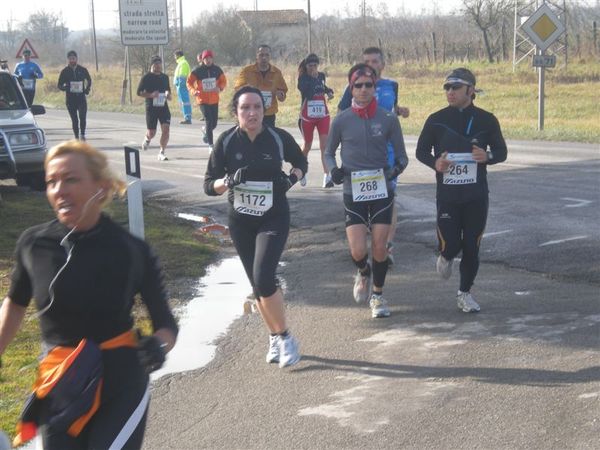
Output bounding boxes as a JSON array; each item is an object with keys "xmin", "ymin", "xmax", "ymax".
[
  {"xmin": 179, "ymin": 0, "xmax": 183, "ymax": 49},
  {"xmin": 307, "ymin": 0, "xmax": 312, "ymax": 53},
  {"xmin": 90, "ymin": 0, "xmax": 99, "ymax": 71}
]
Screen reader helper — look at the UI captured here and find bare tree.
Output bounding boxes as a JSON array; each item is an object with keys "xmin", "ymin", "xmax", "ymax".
[{"xmin": 462, "ymin": 0, "xmax": 511, "ymax": 63}]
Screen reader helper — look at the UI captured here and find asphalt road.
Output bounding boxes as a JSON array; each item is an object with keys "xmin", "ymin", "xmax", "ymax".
[{"xmin": 38, "ymin": 109, "xmax": 599, "ymax": 449}]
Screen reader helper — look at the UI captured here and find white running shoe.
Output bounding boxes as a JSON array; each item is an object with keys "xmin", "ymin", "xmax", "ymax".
[
  {"xmin": 300, "ymin": 176, "xmax": 307, "ymax": 187},
  {"xmin": 157, "ymin": 151, "xmax": 168, "ymax": 161},
  {"xmin": 266, "ymin": 335, "xmax": 280, "ymax": 363},
  {"xmin": 457, "ymin": 291, "xmax": 480, "ymax": 313},
  {"xmin": 436, "ymin": 255, "xmax": 453, "ymax": 279},
  {"xmin": 278, "ymin": 334, "xmax": 301, "ymax": 368},
  {"xmin": 141, "ymin": 139, "xmax": 150, "ymax": 151},
  {"xmin": 322, "ymin": 173, "xmax": 334, "ymax": 188},
  {"xmin": 370, "ymin": 293, "xmax": 391, "ymax": 318},
  {"xmin": 353, "ymin": 266, "xmax": 372, "ymax": 304}
]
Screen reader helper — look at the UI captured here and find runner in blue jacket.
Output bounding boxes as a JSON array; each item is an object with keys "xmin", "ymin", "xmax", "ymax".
[{"xmin": 14, "ymin": 49, "xmax": 43, "ymax": 106}]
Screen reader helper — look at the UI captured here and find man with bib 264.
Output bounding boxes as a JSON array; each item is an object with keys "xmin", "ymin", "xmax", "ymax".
[
  {"xmin": 416, "ymin": 68, "xmax": 507, "ymax": 313},
  {"xmin": 325, "ymin": 64, "xmax": 408, "ymax": 319}
]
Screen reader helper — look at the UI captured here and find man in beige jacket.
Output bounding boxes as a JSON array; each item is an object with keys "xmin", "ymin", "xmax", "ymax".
[{"xmin": 234, "ymin": 44, "xmax": 288, "ymax": 127}]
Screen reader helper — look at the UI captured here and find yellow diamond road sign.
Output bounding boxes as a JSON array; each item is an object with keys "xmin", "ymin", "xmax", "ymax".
[{"xmin": 521, "ymin": 3, "xmax": 565, "ymax": 51}]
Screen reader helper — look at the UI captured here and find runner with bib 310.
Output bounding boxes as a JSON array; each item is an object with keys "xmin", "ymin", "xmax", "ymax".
[
  {"xmin": 204, "ymin": 86, "xmax": 307, "ymax": 368},
  {"xmin": 416, "ymin": 68, "xmax": 507, "ymax": 313},
  {"xmin": 324, "ymin": 64, "xmax": 408, "ymax": 319}
]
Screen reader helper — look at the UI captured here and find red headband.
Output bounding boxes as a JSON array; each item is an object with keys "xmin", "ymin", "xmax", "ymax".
[{"xmin": 350, "ymin": 68, "xmax": 376, "ymax": 86}]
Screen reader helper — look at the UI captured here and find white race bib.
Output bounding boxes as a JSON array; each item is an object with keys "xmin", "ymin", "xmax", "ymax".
[
  {"xmin": 201, "ymin": 78, "xmax": 217, "ymax": 91},
  {"xmin": 153, "ymin": 93, "xmax": 166, "ymax": 107},
  {"xmin": 261, "ymin": 91, "xmax": 273, "ymax": 109},
  {"xmin": 23, "ymin": 79, "xmax": 34, "ymax": 90},
  {"xmin": 70, "ymin": 81, "xmax": 83, "ymax": 93},
  {"xmin": 443, "ymin": 153, "xmax": 478, "ymax": 185},
  {"xmin": 351, "ymin": 169, "xmax": 388, "ymax": 202},
  {"xmin": 307, "ymin": 99, "xmax": 326, "ymax": 118},
  {"xmin": 233, "ymin": 181, "xmax": 273, "ymax": 216}
]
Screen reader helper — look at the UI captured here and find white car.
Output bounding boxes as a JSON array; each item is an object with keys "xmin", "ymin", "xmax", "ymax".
[{"xmin": 0, "ymin": 69, "xmax": 46, "ymax": 190}]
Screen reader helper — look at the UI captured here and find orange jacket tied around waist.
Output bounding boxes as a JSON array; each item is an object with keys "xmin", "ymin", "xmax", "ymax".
[{"xmin": 13, "ymin": 330, "xmax": 137, "ymax": 447}]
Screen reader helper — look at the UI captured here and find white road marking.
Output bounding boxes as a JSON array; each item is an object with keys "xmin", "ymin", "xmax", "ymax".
[
  {"xmin": 514, "ymin": 291, "xmax": 531, "ymax": 296},
  {"xmin": 483, "ymin": 229, "xmax": 513, "ymax": 238},
  {"xmin": 539, "ymin": 236, "xmax": 588, "ymax": 247},
  {"xmin": 561, "ymin": 197, "xmax": 593, "ymax": 208},
  {"xmin": 578, "ymin": 392, "xmax": 599, "ymax": 399}
]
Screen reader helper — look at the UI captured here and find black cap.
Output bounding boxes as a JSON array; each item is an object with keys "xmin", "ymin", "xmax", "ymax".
[
  {"xmin": 305, "ymin": 54, "xmax": 319, "ymax": 65},
  {"xmin": 23, "ymin": 49, "xmax": 31, "ymax": 55},
  {"xmin": 444, "ymin": 68, "xmax": 476, "ymax": 88},
  {"xmin": 67, "ymin": 50, "xmax": 77, "ymax": 58},
  {"xmin": 150, "ymin": 55, "xmax": 162, "ymax": 64}
]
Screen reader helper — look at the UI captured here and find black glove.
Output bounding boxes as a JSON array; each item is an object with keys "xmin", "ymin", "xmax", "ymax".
[
  {"xmin": 387, "ymin": 159, "xmax": 404, "ymax": 180},
  {"xmin": 224, "ymin": 167, "xmax": 247, "ymax": 188},
  {"xmin": 137, "ymin": 334, "xmax": 166, "ymax": 374},
  {"xmin": 330, "ymin": 167, "xmax": 344, "ymax": 185},
  {"xmin": 84, "ymin": 89, "xmax": 90, "ymax": 95},
  {"xmin": 285, "ymin": 170, "xmax": 299, "ymax": 191}
]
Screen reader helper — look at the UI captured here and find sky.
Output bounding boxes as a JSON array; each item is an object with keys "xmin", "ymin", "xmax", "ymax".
[{"xmin": 6, "ymin": 0, "xmax": 464, "ymax": 31}]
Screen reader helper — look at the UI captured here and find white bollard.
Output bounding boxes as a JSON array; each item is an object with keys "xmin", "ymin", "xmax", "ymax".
[{"xmin": 124, "ymin": 145, "xmax": 145, "ymax": 239}]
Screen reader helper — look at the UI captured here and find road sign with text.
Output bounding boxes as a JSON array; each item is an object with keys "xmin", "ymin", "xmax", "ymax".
[
  {"xmin": 119, "ymin": 0, "xmax": 169, "ymax": 46},
  {"xmin": 532, "ymin": 54, "xmax": 556, "ymax": 68}
]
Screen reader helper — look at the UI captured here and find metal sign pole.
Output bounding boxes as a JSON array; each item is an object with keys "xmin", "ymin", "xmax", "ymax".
[
  {"xmin": 538, "ymin": 49, "xmax": 545, "ymax": 131},
  {"xmin": 124, "ymin": 145, "xmax": 145, "ymax": 239}
]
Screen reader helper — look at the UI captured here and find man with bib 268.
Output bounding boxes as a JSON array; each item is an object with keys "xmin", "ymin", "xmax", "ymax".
[
  {"xmin": 416, "ymin": 68, "xmax": 507, "ymax": 313},
  {"xmin": 325, "ymin": 64, "xmax": 408, "ymax": 319}
]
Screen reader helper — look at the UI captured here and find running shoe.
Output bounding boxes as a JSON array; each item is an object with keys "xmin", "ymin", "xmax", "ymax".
[
  {"xmin": 157, "ymin": 151, "xmax": 168, "ymax": 161},
  {"xmin": 322, "ymin": 174, "xmax": 334, "ymax": 188},
  {"xmin": 141, "ymin": 138, "xmax": 150, "ymax": 151},
  {"xmin": 370, "ymin": 293, "xmax": 391, "ymax": 318},
  {"xmin": 353, "ymin": 265, "xmax": 372, "ymax": 304},
  {"xmin": 457, "ymin": 291, "xmax": 480, "ymax": 313},
  {"xmin": 266, "ymin": 335, "xmax": 280, "ymax": 363},
  {"xmin": 300, "ymin": 176, "xmax": 307, "ymax": 187},
  {"xmin": 180, "ymin": 119, "xmax": 192, "ymax": 124},
  {"xmin": 436, "ymin": 254, "xmax": 453, "ymax": 280},
  {"xmin": 387, "ymin": 242, "xmax": 394, "ymax": 265},
  {"xmin": 278, "ymin": 334, "xmax": 301, "ymax": 368}
]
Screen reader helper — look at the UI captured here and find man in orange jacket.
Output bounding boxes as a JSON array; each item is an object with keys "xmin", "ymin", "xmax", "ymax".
[
  {"xmin": 234, "ymin": 44, "xmax": 288, "ymax": 127},
  {"xmin": 187, "ymin": 50, "xmax": 227, "ymax": 150}
]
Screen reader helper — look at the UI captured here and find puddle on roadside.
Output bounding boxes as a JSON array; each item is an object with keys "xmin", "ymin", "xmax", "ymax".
[{"xmin": 151, "ymin": 257, "xmax": 251, "ymax": 380}]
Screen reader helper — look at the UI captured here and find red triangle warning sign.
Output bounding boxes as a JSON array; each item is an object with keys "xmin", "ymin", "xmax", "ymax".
[{"xmin": 16, "ymin": 39, "xmax": 39, "ymax": 59}]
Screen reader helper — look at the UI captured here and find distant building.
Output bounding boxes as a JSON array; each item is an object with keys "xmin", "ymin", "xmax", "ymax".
[{"xmin": 237, "ymin": 9, "xmax": 308, "ymax": 61}]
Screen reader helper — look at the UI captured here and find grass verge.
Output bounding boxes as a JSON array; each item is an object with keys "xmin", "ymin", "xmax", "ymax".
[{"xmin": 0, "ymin": 188, "xmax": 218, "ymax": 439}]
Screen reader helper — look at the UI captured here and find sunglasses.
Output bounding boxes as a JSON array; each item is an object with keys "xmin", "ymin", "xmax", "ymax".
[
  {"xmin": 353, "ymin": 82, "xmax": 374, "ymax": 89},
  {"xmin": 444, "ymin": 83, "xmax": 466, "ymax": 91}
]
